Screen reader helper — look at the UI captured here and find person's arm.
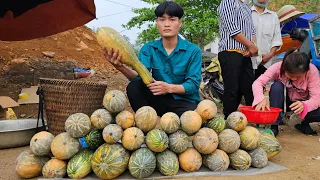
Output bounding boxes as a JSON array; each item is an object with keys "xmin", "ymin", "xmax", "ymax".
[
  {"xmin": 252, "ymin": 62, "xmax": 281, "ymax": 107},
  {"xmin": 116, "ymin": 65, "xmax": 138, "ymax": 80},
  {"xmin": 302, "ymin": 65, "xmax": 320, "ymax": 113}
]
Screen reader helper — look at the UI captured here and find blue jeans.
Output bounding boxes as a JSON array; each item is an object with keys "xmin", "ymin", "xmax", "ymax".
[{"xmin": 270, "ymin": 81, "xmax": 320, "ymax": 125}]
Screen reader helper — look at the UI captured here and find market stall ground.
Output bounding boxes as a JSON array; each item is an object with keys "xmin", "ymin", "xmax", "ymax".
[{"xmin": 1, "ymin": 126, "xmax": 319, "ymax": 180}]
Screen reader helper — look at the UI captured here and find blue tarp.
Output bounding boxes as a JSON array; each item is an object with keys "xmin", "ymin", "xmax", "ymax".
[{"xmin": 281, "ymin": 14, "xmax": 318, "ymax": 33}]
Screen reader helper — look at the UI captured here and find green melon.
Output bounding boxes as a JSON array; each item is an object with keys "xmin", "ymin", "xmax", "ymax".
[
  {"xmin": 156, "ymin": 150, "xmax": 179, "ymax": 176},
  {"xmin": 128, "ymin": 148, "xmax": 156, "ymax": 178},
  {"xmin": 258, "ymin": 131, "xmax": 282, "ymax": 159},
  {"xmin": 102, "ymin": 124, "xmax": 123, "ymax": 144},
  {"xmin": 218, "ymin": 129, "xmax": 240, "ymax": 154},
  {"xmin": 91, "ymin": 143, "xmax": 130, "ymax": 179},
  {"xmin": 30, "ymin": 131, "xmax": 54, "ymax": 156},
  {"xmin": 229, "ymin": 149, "xmax": 252, "ymax": 170},
  {"xmin": 193, "ymin": 128, "xmax": 219, "ymax": 154},
  {"xmin": 67, "ymin": 149, "xmax": 94, "ymax": 179},
  {"xmin": 239, "ymin": 126, "xmax": 261, "ymax": 150},
  {"xmin": 146, "ymin": 129, "xmax": 169, "ymax": 153},
  {"xmin": 160, "ymin": 112, "xmax": 180, "ymax": 134},
  {"xmin": 90, "ymin": 109, "xmax": 113, "ymax": 129},
  {"xmin": 42, "ymin": 158, "xmax": 67, "ymax": 178},
  {"xmin": 205, "ymin": 149, "xmax": 230, "ymax": 171},
  {"xmin": 169, "ymin": 130, "xmax": 189, "ymax": 154},
  {"xmin": 103, "ymin": 90, "xmax": 127, "ymax": 113},
  {"xmin": 249, "ymin": 148, "xmax": 268, "ymax": 168},
  {"xmin": 135, "ymin": 106, "xmax": 158, "ymax": 133},
  {"xmin": 84, "ymin": 129, "xmax": 105, "ymax": 150},
  {"xmin": 51, "ymin": 132, "xmax": 80, "ymax": 160},
  {"xmin": 226, "ymin": 112, "xmax": 247, "ymax": 132},
  {"xmin": 65, "ymin": 113, "xmax": 91, "ymax": 138},
  {"xmin": 207, "ymin": 115, "xmax": 226, "ymax": 133}
]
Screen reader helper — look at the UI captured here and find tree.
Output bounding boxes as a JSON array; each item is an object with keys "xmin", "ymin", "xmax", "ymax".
[
  {"xmin": 123, "ymin": 0, "xmax": 221, "ymax": 48},
  {"xmin": 268, "ymin": 0, "xmax": 320, "ymax": 14}
]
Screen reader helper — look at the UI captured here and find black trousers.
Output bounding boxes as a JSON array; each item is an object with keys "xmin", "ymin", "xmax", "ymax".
[
  {"xmin": 255, "ymin": 64, "xmax": 267, "ymax": 80},
  {"xmin": 218, "ymin": 51, "xmax": 255, "ymax": 118},
  {"xmin": 126, "ymin": 80, "xmax": 197, "ymax": 117},
  {"xmin": 270, "ymin": 81, "xmax": 320, "ymax": 125}
]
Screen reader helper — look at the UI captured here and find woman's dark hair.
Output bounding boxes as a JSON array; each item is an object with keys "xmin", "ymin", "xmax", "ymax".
[
  {"xmin": 155, "ymin": 1, "xmax": 184, "ymax": 19},
  {"xmin": 280, "ymin": 49, "xmax": 310, "ymax": 76}
]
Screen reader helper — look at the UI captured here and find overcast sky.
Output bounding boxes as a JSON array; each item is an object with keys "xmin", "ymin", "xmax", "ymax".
[{"xmin": 86, "ymin": 0, "xmax": 153, "ymax": 44}]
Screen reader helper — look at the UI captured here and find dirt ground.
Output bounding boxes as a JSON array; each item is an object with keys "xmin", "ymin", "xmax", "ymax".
[{"xmin": 0, "ymin": 126, "xmax": 319, "ymax": 180}]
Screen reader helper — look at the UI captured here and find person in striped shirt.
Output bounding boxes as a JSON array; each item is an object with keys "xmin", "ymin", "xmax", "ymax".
[{"xmin": 218, "ymin": 0, "xmax": 258, "ymax": 118}]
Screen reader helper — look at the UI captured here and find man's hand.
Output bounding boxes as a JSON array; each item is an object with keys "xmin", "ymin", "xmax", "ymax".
[
  {"xmin": 289, "ymin": 101, "xmax": 304, "ymax": 114},
  {"xmin": 147, "ymin": 80, "xmax": 171, "ymax": 95},
  {"xmin": 255, "ymin": 97, "xmax": 270, "ymax": 111},
  {"xmin": 243, "ymin": 50, "xmax": 251, "ymax": 57},
  {"xmin": 248, "ymin": 43, "xmax": 258, "ymax": 57},
  {"xmin": 261, "ymin": 52, "xmax": 274, "ymax": 64},
  {"xmin": 103, "ymin": 48, "xmax": 123, "ymax": 68}
]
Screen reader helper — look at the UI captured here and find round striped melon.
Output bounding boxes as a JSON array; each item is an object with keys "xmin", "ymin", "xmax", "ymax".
[
  {"xmin": 15, "ymin": 150, "xmax": 50, "ymax": 179},
  {"xmin": 205, "ymin": 149, "xmax": 230, "ymax": 171},
  {"xmin": 195, "ymin": 99, "xmax": 217, "ymax": 123},
  {"xmin": 180, "ymin": 111, "xmax": 202, "ymax": 135},
  {"xmin": 239, "ymin": 126, "xmax": 261, "ymax": 150},
  {"xmin": 128, "ymin": 148, "xmax": 156, "ymax": 178},
  {"xmin": 84, "ymin": 129, "xmax": 105, "ymax": 150},
  {"xmin": 51, "ymin": 132, "xmax": 80, "ymax": 160},
  {"xmin": 42, "ymin": 158, "xmax": 67, "ymax": 178},
  {"xmin": 103, "ymin": 90, "xmax": 126, "ymax": 113},
  {"xmin": 218, "ymin": 129, "xmax": 240, "ymax": 153},
  {"xmin": 193, "ymin": 128, "xmax": 218, "ymax": 154},
  {"xmin": 146, "ymin": 129, "xmax": 169, "ymax": 152},
  {"xmin": 91, "ymin": 143, "xmax": 130, "ymax": 179},
  {"xmin": 90, "ymin": 109, "xmax": 113, "ymax": 129},
  {"xmin": 156, "ymin": 150, "xmax": 179, "ymax": 176},
  {"xmin": 229, "ymin": 149, "xmax": 252, "ymax": 170},
  {"xmin": 258, "ymin": 131, "xmax": 282, "ymax": 159},
  {"xmin": 178, "ymin": 148, "xmax": 202, "ymax": 172},
  {"xmin": 122, "ymin": 127, "xmax": 144, "ymax": 151},
  {"xmin": 160, "ymin": 112, "xmax": 180, "ymax": 134},
  {"xmin": 65, "ymin": 113, "xmax": 91, "ymax": 138},
  {"xmin": 249, "ymin": 148, "xmax": 268, "ymax": 168},
  {"xmin": 30, "ymin": 131, "xmax": 54, "ymax": 156},
  {"xmin": 135, "ymin": 106, "xmax": 157, "ymax": 133},
  {"xmin": 207, "ymin": 115, "xmax": 226, "ymax": 133},
  {"xmin": 169, "ymin": 130, "xmax": 189, "ymax": 154},
  {"xmin": 116, "ymin": 110, "xmax": 135, "ymax": 129},
  {"xmin": 226, "ymin": 112, "xmax": 247, "ymax": 132},
  {"xmin": 102, "ymin": 124, "xmax": 123, "ymax": 144}
]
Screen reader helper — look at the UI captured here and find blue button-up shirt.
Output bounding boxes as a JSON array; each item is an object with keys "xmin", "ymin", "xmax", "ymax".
[{"xmin": 131, "ymin": 36, "xmax": 202, "ymax": 103}]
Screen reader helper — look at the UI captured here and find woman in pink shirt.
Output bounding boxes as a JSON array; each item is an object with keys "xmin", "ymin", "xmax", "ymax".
[{"xmin": 253, "ymin": 49, "xmax": 320, "ymax": 136}]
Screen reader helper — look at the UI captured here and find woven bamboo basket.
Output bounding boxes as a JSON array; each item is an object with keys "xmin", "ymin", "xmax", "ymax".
[{"xmin": 39, "ymin": 78, "xmax": 108, "ymax": 135}]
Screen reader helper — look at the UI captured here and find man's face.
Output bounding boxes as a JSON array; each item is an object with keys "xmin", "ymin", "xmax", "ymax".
[{"xmin": 156, "ymin": 14, "xmax": 182, "ymax": 38}]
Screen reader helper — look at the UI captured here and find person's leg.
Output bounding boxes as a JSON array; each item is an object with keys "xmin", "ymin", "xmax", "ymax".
[
  {"xmin": 268, "ymin": 81, "xmax": 285, "ymax": 136},
  {"xmin": 164, "ymin": 95, "xmax": 197, "ymax": 117},
  {"xmin": 126, "ymin": 80, "xmax": 166, "ymax": 115},
  {"xmin": 239, "ymin": 56, "xmax": 255, "ymax": 106},
  {"xmin": 255, "ymin": 64, "xmax": 267, "ymax": 80},
  {"xmin": 295, "ymin": 108, "xmax": 320, "ymax": 135},
  {"xmin": 218, "ymin": 51, "xmax": 243, "ymax": 118}
]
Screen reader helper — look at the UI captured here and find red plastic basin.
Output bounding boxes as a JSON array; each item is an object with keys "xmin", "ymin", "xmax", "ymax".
[{"xmin": 239, "ymin": 106, "xmax": 282, "ymax": 124}]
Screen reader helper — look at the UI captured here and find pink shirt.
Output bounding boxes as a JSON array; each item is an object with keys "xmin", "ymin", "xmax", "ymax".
[{"xmin": 252, "ymin": 62, "xmax": 320, "ymax": 117}]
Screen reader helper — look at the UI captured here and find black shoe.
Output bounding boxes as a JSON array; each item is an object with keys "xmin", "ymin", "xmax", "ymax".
[
  {"xmin": 271, "ymin": 125, "xmax": 279, "ymax": 137},
  {"xmin": 295, "ymin": 124, "xmax": 318, "ymax": 136}
]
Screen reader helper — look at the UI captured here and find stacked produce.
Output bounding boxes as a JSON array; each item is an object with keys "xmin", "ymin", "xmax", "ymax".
[{"xmin": 15, "ymin": 88, "xmax": 283, "ymax": 179}]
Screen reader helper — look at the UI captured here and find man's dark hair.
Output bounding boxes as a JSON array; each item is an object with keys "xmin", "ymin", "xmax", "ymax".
[{"xmin": 155, "ymin": 1, "xmax": 184, "ymax": 19}]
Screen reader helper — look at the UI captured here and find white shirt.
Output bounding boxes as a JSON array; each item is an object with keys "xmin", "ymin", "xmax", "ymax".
[{"xmin": 251, "ymin": 6, "xmax": 282, "ymax": 69}]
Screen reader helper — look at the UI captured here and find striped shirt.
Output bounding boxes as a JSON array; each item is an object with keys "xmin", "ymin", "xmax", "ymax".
[{"xmin": 218, "ymin": 0, "xmax": 256, "ymax": 52}]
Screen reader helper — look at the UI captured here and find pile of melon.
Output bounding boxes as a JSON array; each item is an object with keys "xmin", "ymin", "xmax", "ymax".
[{"xmin": 15, "ymin": 90, "xmax": 282, "ymax": 179}]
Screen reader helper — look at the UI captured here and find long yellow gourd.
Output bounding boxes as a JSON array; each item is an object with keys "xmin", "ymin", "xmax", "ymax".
[{"xmin": 96, "ymin": 27, "xmax": 153, "ymax": 85}]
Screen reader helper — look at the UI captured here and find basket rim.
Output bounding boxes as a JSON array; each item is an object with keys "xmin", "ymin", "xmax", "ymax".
[{"xmin": 39, "ymin": 78, "xmax": 108, "ymax": 87}]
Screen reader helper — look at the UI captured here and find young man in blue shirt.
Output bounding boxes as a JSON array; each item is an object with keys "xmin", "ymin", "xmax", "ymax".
[{"xmin": 103, "ymin": 1, "xmax": 202, "ymax": 117}]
